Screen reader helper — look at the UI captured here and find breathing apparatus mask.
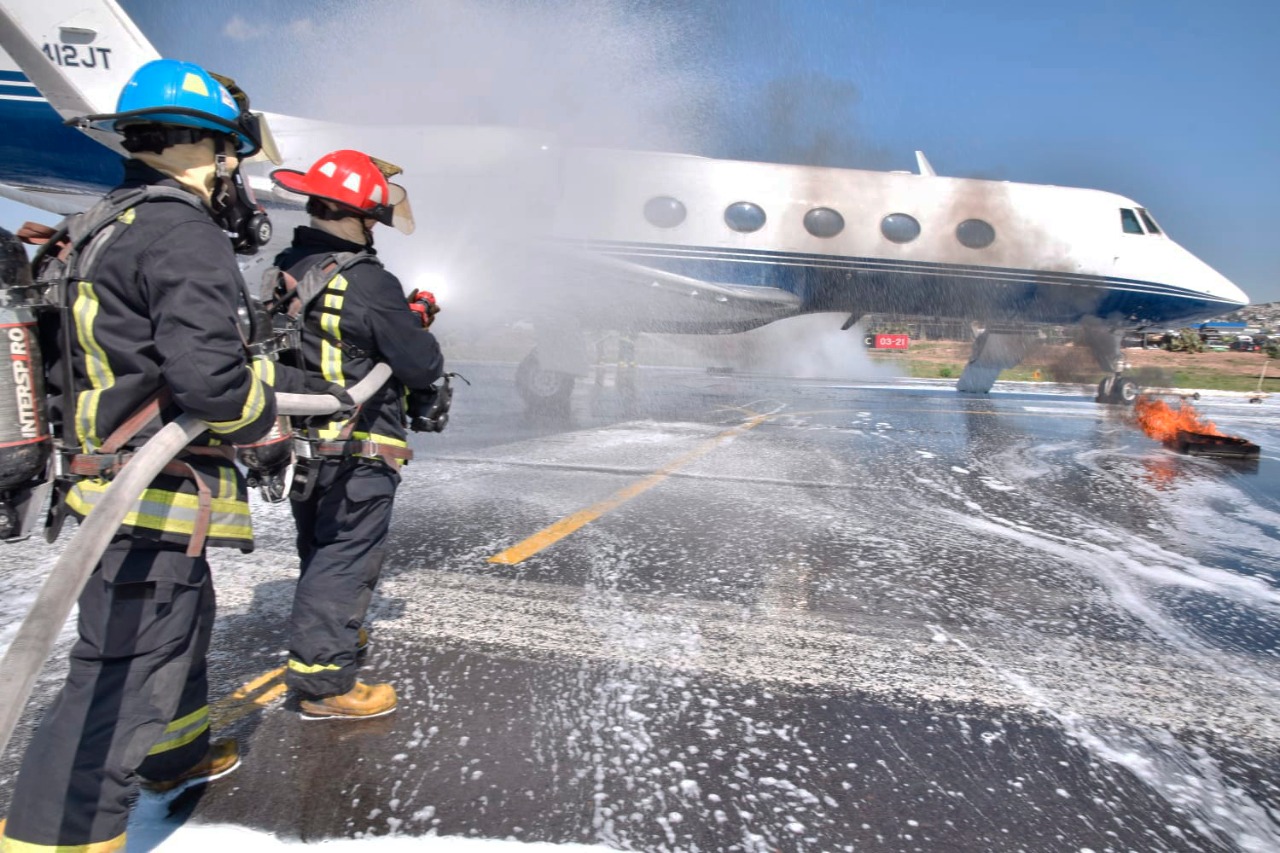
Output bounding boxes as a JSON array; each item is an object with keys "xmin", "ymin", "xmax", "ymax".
[
  {"xmin": 206, "ymin": 72, "xmax": 279, "ymax": 254},
  {"xmin": 212, "ymin": 150, "xmax": 272, "ymax": 254},
  {"xmin": 113, "ymin": 126, "xmax": 273, "ymax": 254}
]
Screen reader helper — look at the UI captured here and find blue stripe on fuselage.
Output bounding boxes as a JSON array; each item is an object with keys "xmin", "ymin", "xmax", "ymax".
[
  {"xmin": 577, "ymin": 240, "xmax": 1242, "ymax": 327},
  {"xmin": 0, "ymin": 95, "xmax": 121, "ymax": 193}
]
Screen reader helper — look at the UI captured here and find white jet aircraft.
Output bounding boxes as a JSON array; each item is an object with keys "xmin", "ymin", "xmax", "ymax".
[{"xmin": 0, "ymin": 0, "xmax": 1251, "ymax": 407}]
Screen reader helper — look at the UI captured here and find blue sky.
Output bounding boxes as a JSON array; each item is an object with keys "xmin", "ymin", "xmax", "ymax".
[{"xmin": 4, "ymin": 0, "xmax": 1277, "ymax": 303}]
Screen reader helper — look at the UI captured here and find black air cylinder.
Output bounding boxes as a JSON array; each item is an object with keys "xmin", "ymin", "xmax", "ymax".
[{"xmin": 0, "ymin": 228, "xmax": 50, "ymax": 491}]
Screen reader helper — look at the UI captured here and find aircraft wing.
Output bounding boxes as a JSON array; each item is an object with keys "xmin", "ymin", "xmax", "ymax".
[
  {"xmin": 0, "ymin": 181, "xmax": 99, "ymax": 217},
  {"xmin": 529, "ymin": 241, "xmax": 802, "ymax": 335}
]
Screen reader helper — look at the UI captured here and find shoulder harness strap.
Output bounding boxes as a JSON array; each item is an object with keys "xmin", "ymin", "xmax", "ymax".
[{"xmin": 263, "ymin": 251, "xmax": 380, "ymax": 360}]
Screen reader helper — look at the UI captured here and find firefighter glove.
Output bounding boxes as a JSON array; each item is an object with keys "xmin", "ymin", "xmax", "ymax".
[
  {"xmin": 407, "ymin": 289, "xmax": 440, "ymax": 328},
  {"xmin": 303, "ymin": 376, "xmax": 356, "ymax": 425}
]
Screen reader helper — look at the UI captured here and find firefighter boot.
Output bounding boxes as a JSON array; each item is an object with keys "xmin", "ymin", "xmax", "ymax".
[
  {"xmin": 299, "ymin": 681, "xmax": 397, "ymax": 721},
  {"xmin": 139, "ymin": 737, "xmax": 241, "ymax": 793}
]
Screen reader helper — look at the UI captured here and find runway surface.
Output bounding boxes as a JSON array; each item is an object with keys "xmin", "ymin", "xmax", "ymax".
[{"xmin": 2, "ymin": 362, "xmax": 1278, "ymax": 852}]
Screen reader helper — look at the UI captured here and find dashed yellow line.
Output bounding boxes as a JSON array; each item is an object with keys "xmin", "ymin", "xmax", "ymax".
[
  {"xmin": 230, "ymin": 666, "xmax": 285, "ymax": 699},
  {"xmin": 210, "ymin": 666, "xmax": 287, "ymax": 726},
  {"xmin": 487, "ymin": 399, "xmax": 1094, "ymax": 565},
  {"xmin": 488, "ymin": 413, "xmax": 769, "ymax": 564}
]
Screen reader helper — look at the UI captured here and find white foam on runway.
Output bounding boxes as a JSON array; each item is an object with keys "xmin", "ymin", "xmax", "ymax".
[
  {"xmin": 129, "ymin": 813, "xmax": 611, "ymax": 852},
  {"xmin": 3, "ymin": 380, "xmax": 1277, "ymax": 850}
]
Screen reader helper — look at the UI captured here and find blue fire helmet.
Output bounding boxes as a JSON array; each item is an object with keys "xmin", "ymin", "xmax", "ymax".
[{"xmin": 86, "ymin": 59, "xmax": 262, "ymax": 156}]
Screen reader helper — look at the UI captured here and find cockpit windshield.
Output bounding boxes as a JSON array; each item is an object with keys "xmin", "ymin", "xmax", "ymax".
[
  {"xmin": 1137, "ymin": 207, "xmax": 1162, "ymax": 235},
  {"xmin": 1120, "ymin": 208, "xmax": 1143, "ymax": 234}
]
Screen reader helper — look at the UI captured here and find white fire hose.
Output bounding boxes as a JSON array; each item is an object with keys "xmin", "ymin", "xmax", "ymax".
[{"xmin": 0, "ymin": 363, "xmax": 393, "ymax": 760}]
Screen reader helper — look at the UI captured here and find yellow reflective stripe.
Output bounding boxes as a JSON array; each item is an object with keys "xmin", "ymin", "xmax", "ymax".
[
  {"xmin": 307, "ymin": 430, "xmax": 407, "ymax": 464},
  {"xmin": 359, "ymin": 432, "xmax": 407, "ymax": 448},
  {"xmin": 166, "ymin": 705, "xmax": 209, "ymax": 733},
  {"xmin": 310, "ymin": 429, "xmax": 406, "ymax": 449},
  {"xmin": 311, "ymin": 428, "xmax": 406, "ymax": 447},
  {"xmin": 117, "ymin": 207, "xmax": 136, "ymax": 224},
  {"xmin": 288, "ymin": 658, "xmax": 341, "ymax": 674},
  {"xmin": 147, "ymin": 705, "xmax": 210, "ymax": 755},
  {"xmin": 66, "ymin": 481, "xmax": 253, "ymax": 541},
  {"xmin": 146, "ymin": 722, "xmax": 207, "ymax": 755},
  {"xmin": 206, "ymin": 370, "xmax": 266, "ymax": 435},
  {"xmin": 72, "ymin": 281, "xmax": 114, "ymax": 450},
  {"xmin": 218, "ymin": 464, "xmax": 236, "ymax": 498},
  {"xmin": 320, "ymin": 274, "xmax": 348, "ymax": 384},
  {"xmin": 252, "ymin": 356, "xmax": 276, "ymax": 386},
  {"xmin": 0, "ymin": 830, "xmax": 127, "ymax": 852}
]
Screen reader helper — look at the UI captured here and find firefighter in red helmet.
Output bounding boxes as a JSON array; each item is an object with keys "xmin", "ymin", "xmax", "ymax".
[{"xmin": 269, "ymin": 149, "xmax": 443, "ymax": 719}]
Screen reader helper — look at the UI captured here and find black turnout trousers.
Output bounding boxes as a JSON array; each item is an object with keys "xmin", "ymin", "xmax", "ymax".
[
  {"xmin": 286, "ymin": 458, "xmax": 398, "ymax": 698},
  {"xmin": 5, "ymin": 543, "xmax": 213, "ymax": 847}
]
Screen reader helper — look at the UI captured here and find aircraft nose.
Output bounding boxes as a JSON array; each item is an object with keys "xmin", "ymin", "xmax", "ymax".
[
  {"xmin": 1204, "ymin": 265, "xmax": 1251, "ymax": 308},
  {"xmin": 1178, "ymin": 247, "xmax": 1250, "ymax": 308}
]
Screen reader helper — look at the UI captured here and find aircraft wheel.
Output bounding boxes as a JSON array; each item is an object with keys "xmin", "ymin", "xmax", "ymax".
[
  {"xmin": 1114, "ymin": 377, "xmax": 1139, "ymax": 404},
  {"xmin": 1096, "ymin": 375, "xmax": 1139, "ymax": 405},
  {"xmin": 516, "ymin": 348, "xmax": 574, "ymax": 411},
  {"xmin": 0, "ymin": 504, "xmax": 17, "ymax": 540}
]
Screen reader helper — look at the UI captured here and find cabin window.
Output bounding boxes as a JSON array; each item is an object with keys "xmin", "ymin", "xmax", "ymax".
[
  {"xmin": 881, "ymin": 213, "xmax": 921, "ymax": 244},
  {"xmin": 724, "ymin": 201, "xmax": 767, "ymax": 233},
  {"xmin": 1137, "ymin": 208, "xmax": 1162, "ymax": 235},
  {"xmin": 644, "ymin": 196, "xmax": 686, "ymax": 228},
  {"xmin": 1120, "ymin": 208, "xmax": 1144, "ymax": 234},
  {"xmin": 956, "ymin": 218, "xmax": 995, "ymax": 249},
  {"xmin": 803, "ymin": 207, "xmax": 845, "ymax": 238}
]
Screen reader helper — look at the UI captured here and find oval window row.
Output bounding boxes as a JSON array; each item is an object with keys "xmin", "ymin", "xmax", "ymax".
[{"xmin": 643, "ymin": 196, "xmax": 996, "ymax": 249}]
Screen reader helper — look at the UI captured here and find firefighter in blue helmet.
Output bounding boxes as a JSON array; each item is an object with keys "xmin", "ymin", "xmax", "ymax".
[
  {"xmin": 0, "ymin": 59, "xmax": 342, "ymax": 852},
  {"xmin": 268, "ymin": 149, "xmax": 443, "ymax": 719}
]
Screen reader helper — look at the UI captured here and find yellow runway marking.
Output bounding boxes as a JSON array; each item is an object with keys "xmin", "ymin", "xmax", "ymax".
[
  {"xmin": 229, "ymin": 666, "xmax": 285, "ymax": 699},
  {"xmin": 210, "ymin": 667, "xmax": 287, "ymax": 727},
  {"xmin": 489, "ymin": 413, "xmax": 769, "ymax": 565},
  {"xmin": 487, "ymin": 398, "xmax": 1095, "ymax": 565}
]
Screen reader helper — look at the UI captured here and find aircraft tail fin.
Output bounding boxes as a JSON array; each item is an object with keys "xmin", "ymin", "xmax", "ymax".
[
  {"xmin": 0, "ymin": 0, "xmax": 165, "ymax": 211},
  {"xmin": 0, "ymin": 0, "xmax": 159, "ymax": 148}
]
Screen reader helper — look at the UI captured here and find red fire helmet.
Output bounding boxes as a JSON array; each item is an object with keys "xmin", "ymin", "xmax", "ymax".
[{"xmin": 271, "ymin": 149, "xmax": 414, "ymax": 234}]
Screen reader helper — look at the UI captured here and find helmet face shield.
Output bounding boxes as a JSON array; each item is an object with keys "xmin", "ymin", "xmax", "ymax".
[
  {"xmin": 371, "ymin": 157, "xmax": 414, "ymax": 234},
  {"xmin": 387, "ymin": 182, "xmax": 415, "ymax": 234},
  {"xmin": 208, "ymin": 71, "xmax": 281, "ymax": 164},
  {"xmin": 243, "ymin": 112, "xmax": 282, "ymax": 165}
]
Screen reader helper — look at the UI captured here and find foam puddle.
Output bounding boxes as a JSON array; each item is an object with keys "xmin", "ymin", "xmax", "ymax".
[
  {"xmin": 913, "ymin": 402, "xmax": 1280, "ymax": 850},
  {"xmin": 945, "ymin": 640, "xmax": 1280, "ymax": 853}
]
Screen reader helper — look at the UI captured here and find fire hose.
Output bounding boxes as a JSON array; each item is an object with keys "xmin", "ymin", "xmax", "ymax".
[{"xmin": 0, "ymin": 363, "xmax": 393, "ymax": 760}]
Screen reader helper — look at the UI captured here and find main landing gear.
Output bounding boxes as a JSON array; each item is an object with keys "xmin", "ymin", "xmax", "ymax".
[
  {"xmin": 516, "ymin": 347, "xmax": 575, "ymax": 412},
  {"xmin": 1096, "ymin": 373, "xmax": 1139, "ymax": 405},
  {"xmin": 1081, "ymin": 321, "xmax": 1142, "ymax": 405}
]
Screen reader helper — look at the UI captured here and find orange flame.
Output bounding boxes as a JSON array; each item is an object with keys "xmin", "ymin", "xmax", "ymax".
[{"xmin": 1132, "ymin": 395, "xmax": 1225, "ymax": 444}]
